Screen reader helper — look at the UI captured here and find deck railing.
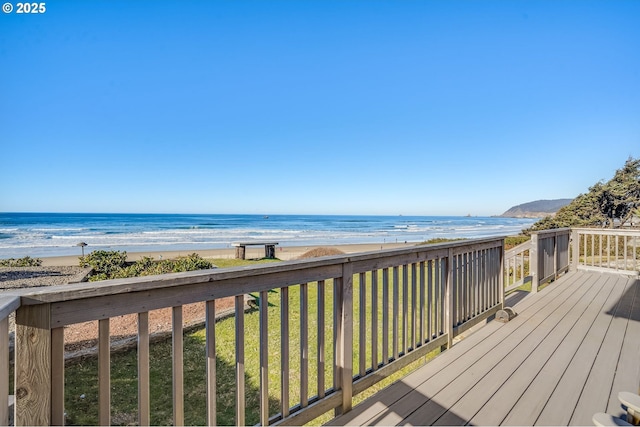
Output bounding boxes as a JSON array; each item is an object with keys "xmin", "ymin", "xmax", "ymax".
[
  {"xmin": 530, "ymin": 228, "xmax": 571, "ymax": 292},
  {"xmin": 572, "ymin": 228, "xmax": 640, "ymax": 275},
  {"xmin": 502, "ymin": 228, "xmax": 571, "ymax": 293},
  {"xmin": 503, "ymin": 240, "xmax": 533, "ymax": 292},
  {"xmin": 3, "ymin": 237, "xmax": 505, "ymax": 426}
]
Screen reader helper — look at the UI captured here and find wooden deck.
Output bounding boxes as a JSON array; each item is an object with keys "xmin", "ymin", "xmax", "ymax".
[{"xmin": 329, "ymin": 270, "xmax": 640, "ymax": 426}]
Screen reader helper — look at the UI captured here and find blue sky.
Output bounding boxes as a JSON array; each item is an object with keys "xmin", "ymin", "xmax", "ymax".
[{"xmin": 1, "ymin": 0, "xmax": 639, "ymax": 216}]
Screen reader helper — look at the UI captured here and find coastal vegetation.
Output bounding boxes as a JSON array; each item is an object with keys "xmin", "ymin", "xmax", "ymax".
[
  {"xmin": 527, "ymin": 157, "xmax": 640, "ymax": 232},
  {"xmin": 79, "ymin": 250, "xmax": 216, "ymax": 281},
  {"xmin": 0, "ymin": 256, "xmax": 42, "ymax": 267},
  {"xmin": 504, "ymin": 235, "xmax": 530, "ymax": 249}
]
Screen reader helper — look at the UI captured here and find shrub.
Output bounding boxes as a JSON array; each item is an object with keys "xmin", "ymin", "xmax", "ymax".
[
  {"xmin": 79, "ymin": 250, "xmax": 128, "ymax": 281},
  {"xmin": 0, "ymin": 256, "xmax": 43, "ymax": 267},
  {"xmin": 170, "ymin": 253, "xmax": 216, "ymax": 272},
  {"xmin": 83, "ymin": 251, "xmax": 215, "ymax": 281}
]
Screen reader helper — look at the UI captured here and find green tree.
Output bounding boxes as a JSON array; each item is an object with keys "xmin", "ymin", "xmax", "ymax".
[
  {"xmin": 528, "ymin": 157, "xmax": 640, "ymax": 232},
  {"xmin": 598, "ymin": 157, "xmax": 640, "ymax": 227}
]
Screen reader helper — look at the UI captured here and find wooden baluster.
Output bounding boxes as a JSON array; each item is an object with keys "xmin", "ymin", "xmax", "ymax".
[
  {"xmin": 411, "ymin": 263, "xmax": 417, "ymax": 351},
  {"xmin": 402, "ymin": 265, "xmax": 408, "ymax": 355},
  {"xmin": 281, "ymin": 287, "xmax": 290, "ymax": 418},
  {"xmin": 0, "ymin": 317, "xmax": 8, "ymax": 427},
  {"xmin": 333, "ymin": 279, "xmax": 340, "ymax": 401},
  {"xmin": 443, "ymin": 250, "xmax": 453, "ymax": 348},
  {"xmin": 51, "ymin": 327, "xmax": 65, "ymax": 426},
  {"xmin": 359, "ymin": 273, "xmax": 366, "ymax": 377},
  {"xmin": 624, "ymin": 235, "xmax": 628, "ymax": 271},
  {"xmin": 206, "ymin": 302, "xmax": 216, "ymax": 426},
  {"xmin": 634, "ymin": 234, "xmax": 638, "ymax": 271},
  {"xmin": 317, "ymin": 280, "xmax": 325, "ymax": 398},
  {"xmin": 235, "ymin": 296, "xmax": 245, "ymax": 426},
  {"xmin": 336, "ymin": 263, "xmax": 353, "ymax": 415},
  {"xmin": 427, "ymin": 260, "xmax": 433, "ymax": 340},
  {"xmin": 418, "ymin": 262, "xmax": 425, "ymax": 346},
  {"xmin": 382, "ymin": 268, "xmax": 389, "ymax": 364},
  {"xmin": 260, "ymin": 290, "xmax": 269, "ymax": 425},
  {"xmin": 371, "ymin": 270, "xmax": 378, "ymax": 369},
  {"xmin": 452, "ymin": 254, "xmax": 458, "ymax": 327},
  {"xmin": 462, "ymin": 253, "xmax": 467, "ymax": 322},
  {"xmin": 98, "ymin": 318, "xmax": 110, "ymax": 426},
  {"xmin": 300, "ymin": 283, "xmax": 309, "ymax": 408},
  {"xmin": 392, "ymin": 266, "xmax": 399, "ymax": 360},
  {"xmin": 173, "ymin": 306, "xmax": 184, "ymax": 426},
  {"xmin": 138, "ymin": 312, "xmax": 150, "ymax": 426},
  {"xmin": 615, "ymin": 235, "xmax": 619, "ymax": 270},
  {"xmin": 434, "ymin": 258, "xmax": 441, "ymax": 336}
]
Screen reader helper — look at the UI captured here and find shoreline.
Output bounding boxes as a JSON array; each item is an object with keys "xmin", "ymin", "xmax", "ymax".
[{"xmin": 39, "ymin": 242, "xmax": 415, "ymax": 266}]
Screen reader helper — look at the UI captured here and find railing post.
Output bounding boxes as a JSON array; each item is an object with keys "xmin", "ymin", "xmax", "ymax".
[
  {"xmin": 0, "ymin": 317, "xmax": 9, "ymax": 427},
  {"xmin": 14, "ymin": 304, "xmax": 52, "ymax": 426},
  {"xmin": 336, "ymin": 262, "xmax": 353, "ymax": 415},
  {"xmin": 552, "ymin": 232, "xmax": 557, "ymax": 279},
  {"xmin": 499, "ymin": 239, "xmax": 505, "ymax": 309},
  {"xmin": 530, "ymin": 233, "xmax": 539, "ymax": 293},
  {"xmin": 571, "ymin": 229, "xmax": 579, "ymax": 271}
]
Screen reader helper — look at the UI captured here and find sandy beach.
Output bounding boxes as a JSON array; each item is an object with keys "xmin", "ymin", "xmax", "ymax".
[{"xmin": 39, "ymin": 242, "xmax": 415, "ymax": 266}]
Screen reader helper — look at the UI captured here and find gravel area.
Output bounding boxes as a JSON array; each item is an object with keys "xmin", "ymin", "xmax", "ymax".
[{"xmin": 0, "ymin": 266, "xmax": 92, "ymax": 290}]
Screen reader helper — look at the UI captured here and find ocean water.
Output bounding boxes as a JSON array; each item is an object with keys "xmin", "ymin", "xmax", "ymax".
[{"xmin": 0, "ymin": 213, "xmax": 536, "ymax": 259}]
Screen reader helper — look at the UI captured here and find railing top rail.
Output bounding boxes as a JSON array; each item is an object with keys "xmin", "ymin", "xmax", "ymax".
[
  {"xmin": 572, "ymin": 227, "xmax": 640, "ymax": 236},
  {"xmin": 504, "ymin": 239, "xmax": 532, "ymax": 258},
  {"xmin": 17, "ymin": 236, "xmax": 505, "ymax": 306},
  {"xmin": 0, "ymin": 295, "xmax": 21, "ymax": 320},
  {"xmin": 530, "ymin": 227, "xmax": 572, "ymax": 237}
]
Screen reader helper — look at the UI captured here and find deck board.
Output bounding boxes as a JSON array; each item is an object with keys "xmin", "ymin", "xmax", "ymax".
[
  {"xmin": 537, "ymin": 275, "xmax": 627, "ymax": 426},
  {"xmin": 469, "ymin": 271, "xmax": 605, "ymax": 426},
  {"xmin": 498, "ymin": 273, "xmax": 612, "ymax": 426},
  {"xmin": 328, "ymin": 270, "xmax": 640, "ymax": 426},
  {"xmin": 570, "ymin": 276, "xmax": 636, "ymax": 425},
  {"xmin": 424, "ymin": 273, "xmax": 601, "ymax": 426},
  {"xmin": 606, "ymin": 277, "xmax": 640, "ymax": 417}
]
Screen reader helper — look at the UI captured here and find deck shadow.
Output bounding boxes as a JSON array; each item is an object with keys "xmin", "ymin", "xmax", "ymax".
[{"xmin": 327, "ymin": 379, "xmax": 469, "ymax": 426}]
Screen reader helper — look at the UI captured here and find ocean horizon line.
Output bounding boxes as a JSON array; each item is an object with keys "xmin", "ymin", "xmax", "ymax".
[
  {"xmin": 0, "ymin": 211, "xmax": 507, "ymax": 218},
  {"xmin": 0, "ymin": 212, "xmax": 536, "ymax": 259}
]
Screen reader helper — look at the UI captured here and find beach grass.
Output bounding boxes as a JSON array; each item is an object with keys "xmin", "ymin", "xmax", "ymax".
[{"xmin": 62, "ymin": 261, "xmax": 441, "ymax": 426}]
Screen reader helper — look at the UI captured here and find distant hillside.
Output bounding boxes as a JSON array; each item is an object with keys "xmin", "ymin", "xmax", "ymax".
[{"xmin": 499, "ymin": 199, "xmax": 573, "ymax": 218}]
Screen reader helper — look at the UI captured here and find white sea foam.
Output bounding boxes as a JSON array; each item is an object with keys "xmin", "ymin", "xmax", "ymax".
[{"xmin": 0, "ymin": 214, "xmax": 537, "ymax": 258}]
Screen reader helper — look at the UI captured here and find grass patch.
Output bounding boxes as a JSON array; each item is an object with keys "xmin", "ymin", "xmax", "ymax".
[{"xmin": 504, "ymin": 235, "xmax": 530, "ymax": 250}]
